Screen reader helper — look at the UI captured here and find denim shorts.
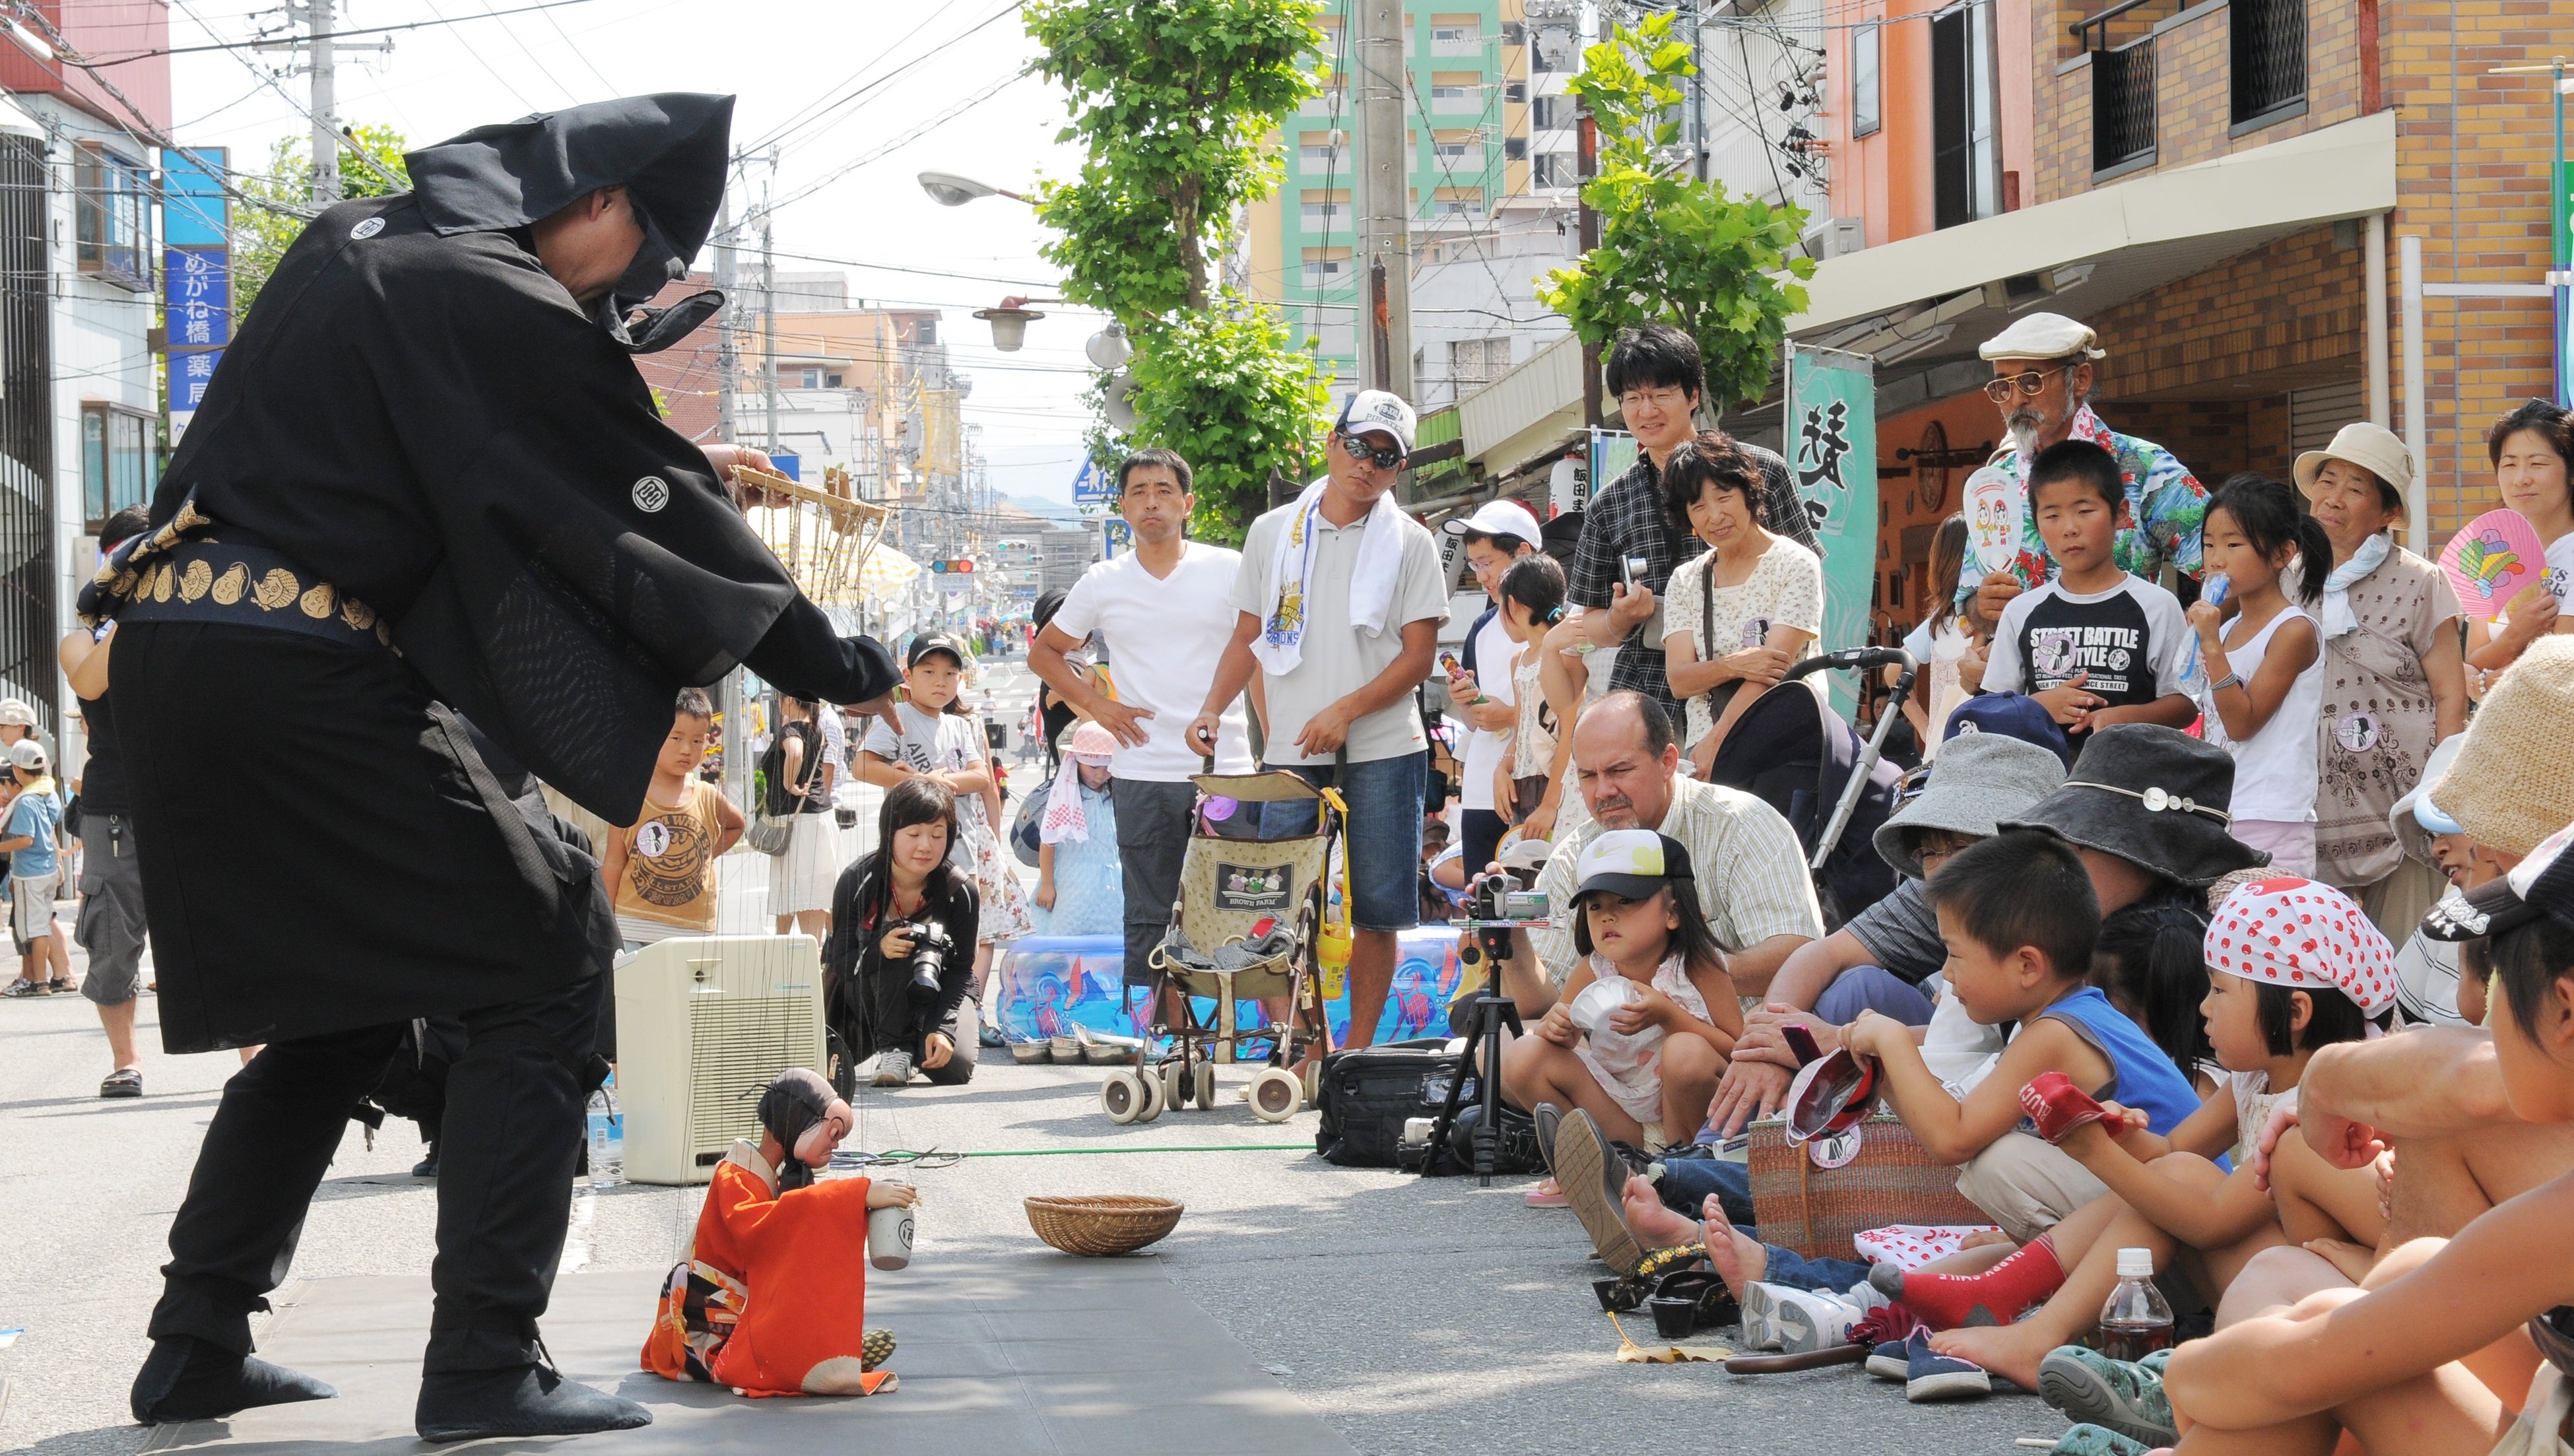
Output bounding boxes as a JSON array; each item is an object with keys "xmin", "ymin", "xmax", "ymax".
[{"xmin": 1261, "ymin": 750, "xmax": 1426, "ymax": 933}]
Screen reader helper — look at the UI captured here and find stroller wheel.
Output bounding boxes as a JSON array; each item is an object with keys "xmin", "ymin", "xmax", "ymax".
[
  {"xmin": 1300, "ymin": 1061, "xmax": 1321, "ymax": 1107},
  {"xmin": 1101, "ymin": 1069, "xmax": 1150, "ymax": 1124},
  {"xmin": 1136, "ymin": 1067, "xmax": 1168, "ymax": 1122},
  {"xmin": 1160, "ymin": 1059, "xmax": 1191, "ymax": 1109},
  {"xmin": 1193, "ymin": 1062, "xmax": 1218, "ymax": 1111},
  {"xmin": 1247, "ymin": 1067, "xmax": 1302, "ymax": 1123}
]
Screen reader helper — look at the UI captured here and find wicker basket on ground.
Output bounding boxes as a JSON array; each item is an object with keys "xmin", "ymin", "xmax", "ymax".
[{"xmin": 1023, "ymin": 1194, "xmax": 1185, "ymax": 1256}]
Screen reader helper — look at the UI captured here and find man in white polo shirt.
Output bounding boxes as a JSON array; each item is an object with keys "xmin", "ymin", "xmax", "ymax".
[
  {"xmin": 1032, "ymin": 447, "xmax": 1257, "ymax": 993},
  {"xmin": 1192, "ymin": 391, "xmax": 1449, "ymax": 1048}
]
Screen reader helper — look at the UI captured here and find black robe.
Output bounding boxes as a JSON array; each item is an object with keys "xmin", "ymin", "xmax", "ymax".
[
  {"xmin": 124, "ymin": 94, "xmax": 896, "ymax": 1049},
  {"xmin": 149, "ymin": 93, "xmax": 892, "ymax": 826}
]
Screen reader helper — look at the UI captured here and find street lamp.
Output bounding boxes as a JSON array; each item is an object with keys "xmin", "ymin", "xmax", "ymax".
[
  {"xmin": 918, "ymin": 170, "xmax": 1031, "ymax": 207},
  {"xmin": 973, "ymin": 294, "xmax": 1059, "ymax": 352}
]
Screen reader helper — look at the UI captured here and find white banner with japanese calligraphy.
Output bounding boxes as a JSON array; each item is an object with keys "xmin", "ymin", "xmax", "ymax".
[{"xmin": 1785, "ymin": 344, "xmax": 1876, "ymax": 715}]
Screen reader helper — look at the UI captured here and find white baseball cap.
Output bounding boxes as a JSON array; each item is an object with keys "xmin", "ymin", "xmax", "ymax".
[
  {"xmin": 9, "ymin": 738, "xmax": 46, "ymax": 772},
  {"xmin": 1336, "ymin": 389, "xmax": 1417, "ymax": 455},
  {"xmin": 1444, "ymin": 498, "xmax": 1545, "ymax": 550}
]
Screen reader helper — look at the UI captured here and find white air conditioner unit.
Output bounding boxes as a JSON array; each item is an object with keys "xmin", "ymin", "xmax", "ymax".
[
  {"xmin": 1799, "ymin": 216, "xmax": 1866, "ymax": 260},
  {"xmin": 616, "ymin": 935, "xmax": 827, "ymax": 1186}
]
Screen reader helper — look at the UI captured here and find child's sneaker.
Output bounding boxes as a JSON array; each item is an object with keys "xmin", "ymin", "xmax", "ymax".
[
  {"xmin": 1864, "ymin": 1339, "xmax": 1910, "ymax": 1380},
  {"xmin": 2048, "ymin": 1423, "xmax": 2157, "ymax": 1456},
  {"xmin": 2037, "ymin": 1344, "xmax": 2177, "ymax": 1445},
  {"xmin": 1903, "ymin": 1330, "xmax": 1993, "ymax": 1402},
  {"xmin": 1769, "ymin": 1286, "xmax": 1862, "ymax": 1354}
]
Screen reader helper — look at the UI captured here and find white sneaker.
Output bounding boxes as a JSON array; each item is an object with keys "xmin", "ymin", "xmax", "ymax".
[
  {"xmin": 869, "ymin": 1050, "xmax": 913, "ymax": 1087},
  {"xmin": 1736, "ymin": 1281, "xmax": 1785, "ymax": 1351},
  {"xmin": 1769, "ymin": 1286, "xmax": 1863, "ymax": 1355}
]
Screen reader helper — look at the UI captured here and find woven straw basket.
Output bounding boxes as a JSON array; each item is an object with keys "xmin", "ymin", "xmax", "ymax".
[
  {"xmin": 1746, "ymin": 1113, "xmax": 1986, "ymax": 1261},
  {"xmin": 1023, "ymin": 1195, "xmax": 1185, "ymax": 1256}
]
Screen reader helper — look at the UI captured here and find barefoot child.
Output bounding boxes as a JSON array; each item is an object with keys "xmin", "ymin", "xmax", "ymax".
[
  {"xmin": 2189, "ymin": 475, "xmax": 2330, "ymax": 877},
  {"xmin": 2157, "ymin": 822, "xmax": 2574, "ymax": 1455},
  {"xmin": 642, "ymin": 1069, "xmax": 920, "ymax": 1397},
  {"xmin": 1500, "ymin": 829, "xmax": 1742, "ymax": 1148},
  {"xmin": 1898, "ymin": 877, "xmax": 2396, "ymax": 1398}
]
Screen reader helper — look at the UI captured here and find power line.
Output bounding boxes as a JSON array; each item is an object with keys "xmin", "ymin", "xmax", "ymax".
[
  {"xmin": 754, "ymin": 70, "xmax": 1028, "ymax": 222},
  {"xmin": 166, "ymin": 0, "xmax": 411, "ymax": 195},
  {"xmin": 88, "ymin": 0, "xmax": 618, "ymax": 63}
]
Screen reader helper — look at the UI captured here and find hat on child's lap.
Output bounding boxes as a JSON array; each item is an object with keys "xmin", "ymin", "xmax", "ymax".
[
  {"xmin": 2429, "ymin": 637, "xmax": 2574, "ymax": 859},
  {"xmin": 2002, "ymin": 724, "xmax": 2267, "ymax": 887},
  {"xmin": 1872, "ymin": 733, "xmax": 2066, "ymax": 878}
]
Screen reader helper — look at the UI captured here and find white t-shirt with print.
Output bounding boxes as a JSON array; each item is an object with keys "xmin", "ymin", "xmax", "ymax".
[
  {"xmin": 1051, "ymin": 542, "xmax": 1255, "ymax": 781},
  {"xmin": 861, "ymin": 702, "xmax": 995, "ymax": 842},
  {"xmin": 1458, "ymin": 609, "xmax": 1519, "ymax": 812}
]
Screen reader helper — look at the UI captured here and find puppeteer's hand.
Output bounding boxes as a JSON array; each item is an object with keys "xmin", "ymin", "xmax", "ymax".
[
  {"xmin": 704, "ymin": 443, "xmax": 783, "ymax": 505},
  {"xmin": 866, "ymin": 1179, "xmax": 919, "ymax": 1210}
]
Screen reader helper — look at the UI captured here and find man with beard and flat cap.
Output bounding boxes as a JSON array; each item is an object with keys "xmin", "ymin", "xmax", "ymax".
[
  {"xmin": 98, "ymin": 94, "xmax": 898, "ymax": 1441},
  {"xmin": 1949, "ymin": 312, "xmax": 2208, "ymax": 641}
]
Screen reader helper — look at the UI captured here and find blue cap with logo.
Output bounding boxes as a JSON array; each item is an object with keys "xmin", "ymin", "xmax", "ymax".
[{"xmin": 1942, "ymin": 692, "xmax": 2073, "ymax": 769}]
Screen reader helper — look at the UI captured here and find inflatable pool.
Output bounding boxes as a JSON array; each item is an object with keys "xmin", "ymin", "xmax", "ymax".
[{"xmin": 989, "ymin": 930, "xmax": 1467, "ymax": 1050}]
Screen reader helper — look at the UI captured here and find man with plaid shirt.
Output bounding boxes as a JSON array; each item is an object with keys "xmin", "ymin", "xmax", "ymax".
[{"xmin": 1569, "ymin": 324, "xmax": 1820, "ymax": 719}]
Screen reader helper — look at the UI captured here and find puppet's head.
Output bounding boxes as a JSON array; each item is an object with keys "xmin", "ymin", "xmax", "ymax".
[{"xmin": 755, "ymin": 1068, "xmax": 851, "ymax": 1190}]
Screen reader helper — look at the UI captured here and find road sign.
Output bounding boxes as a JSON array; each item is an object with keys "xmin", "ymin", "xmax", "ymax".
[{"xmin": 1071, "ymin": 456, "xmax": 1113, "ymax": 504}]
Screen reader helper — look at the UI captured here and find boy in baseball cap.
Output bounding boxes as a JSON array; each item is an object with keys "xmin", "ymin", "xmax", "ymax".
[{"xmin": 0, "ymin": 736, "xmax": 67, "ymax": 997}]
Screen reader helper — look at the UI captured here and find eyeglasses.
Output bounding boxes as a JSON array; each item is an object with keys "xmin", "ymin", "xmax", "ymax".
[
  {"xmin": 1618, "ymin": 385, "xmax": 1693, "ymax": 413},
  {"xmin": 1983, "ymin": 365, "xmax": 2072, "ymax": 404},
  {"xmin": 1340, "ymin": 433, "xmax": 1406, "ymax": 471}
]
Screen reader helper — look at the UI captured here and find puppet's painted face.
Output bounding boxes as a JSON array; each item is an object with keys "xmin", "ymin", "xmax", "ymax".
[{"xmin": 792, "ymin": 1098, "xmax": 854, "ymax": 1167}]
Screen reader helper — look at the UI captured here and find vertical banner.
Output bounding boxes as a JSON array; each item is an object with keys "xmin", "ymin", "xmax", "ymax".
[
  {"xmin": 162, "ymin": 146, "xmax": 230, "ymax": 446},
  {"xmin": 1785, "ymin": 343, "xmax": 1878, "ymax": 717}
]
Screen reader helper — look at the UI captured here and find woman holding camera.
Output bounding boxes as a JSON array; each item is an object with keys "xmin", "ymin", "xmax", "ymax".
[{"xmin": 824, "ymin": 778, "xmax": 981, "ymax": 1088}]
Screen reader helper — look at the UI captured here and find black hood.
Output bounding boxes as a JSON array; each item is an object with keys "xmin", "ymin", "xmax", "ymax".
[{"xmin": 405, "ymin": 92, "xmax": 733, "ymax": 352}]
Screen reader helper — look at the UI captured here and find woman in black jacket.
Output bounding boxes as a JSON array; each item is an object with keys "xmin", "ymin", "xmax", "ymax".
[{"xmin": 824, "ymin": 777, "xmax": 981, "ymax": 1088}]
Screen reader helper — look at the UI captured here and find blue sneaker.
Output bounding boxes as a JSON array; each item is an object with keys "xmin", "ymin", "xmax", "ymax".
[
  {"xmin": 1903, "ymin": 1329, "xmax": 1992, "ymax": 1403},
  {"xmin": 1864, "ymin": 1339, "xmax": 1909, "ymax": 1380}
]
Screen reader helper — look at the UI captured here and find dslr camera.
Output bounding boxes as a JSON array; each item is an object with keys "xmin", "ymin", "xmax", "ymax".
[
  {"xmin": 902, "ymin": 919, "xmax": 954, "ymax": 1001},
  {"xmin": 1465, "ymin": 868, "xmax": 1548, "ymax": 923}
]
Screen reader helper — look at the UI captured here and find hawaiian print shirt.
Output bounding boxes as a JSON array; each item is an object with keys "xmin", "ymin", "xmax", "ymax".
[{"xmin": 1953, "ymin": 404, "xmax": 2209, "ymax": 606}]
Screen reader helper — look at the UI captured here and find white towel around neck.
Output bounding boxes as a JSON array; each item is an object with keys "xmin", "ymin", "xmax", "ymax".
[{"xmin": 1252, "ymin": 476, "xmax": 1408, "ymax": 677}]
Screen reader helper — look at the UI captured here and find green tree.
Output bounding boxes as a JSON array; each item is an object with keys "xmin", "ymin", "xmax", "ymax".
[
  {"xmin": 1026, "ymin": 0, "xmax": 1332, "ymax": 541},
  {"xmin": 232, "ymin": 125, "xmax": 411, "ymax": 311},
  {"xmin": 1536, "ymin": 13, "xmax": 1814, "ymax": 407}
]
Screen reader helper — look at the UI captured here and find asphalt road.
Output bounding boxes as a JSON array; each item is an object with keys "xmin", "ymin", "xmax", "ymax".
[{"xmin": 0, "ymin": 653, "xmax": 2072, "ymax": 1454}]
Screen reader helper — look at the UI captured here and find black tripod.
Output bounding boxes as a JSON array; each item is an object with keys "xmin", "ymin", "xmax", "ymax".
[{"xmin": 1424, "ymin": 921, "xmax": 1521, "ymax": 1185}]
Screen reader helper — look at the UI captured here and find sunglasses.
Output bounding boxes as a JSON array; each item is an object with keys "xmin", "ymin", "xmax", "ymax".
[
  {"xmin": 1340, "ymin": 433, "xmax": 1407, "ymax": 471},
  {"xmin": 1983, "ymin": 365, "xmax": 2073, "ymax": 404}
]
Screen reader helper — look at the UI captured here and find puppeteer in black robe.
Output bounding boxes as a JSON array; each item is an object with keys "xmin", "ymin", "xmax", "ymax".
[{"xmin": 112, "ymin": 93, "xmax": 896, "ymax": 1053}]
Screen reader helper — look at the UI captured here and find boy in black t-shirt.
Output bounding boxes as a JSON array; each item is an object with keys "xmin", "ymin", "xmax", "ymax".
[{"xmin": 1978, "ymin": 440, "xmax": 2194, "ymax": 741}]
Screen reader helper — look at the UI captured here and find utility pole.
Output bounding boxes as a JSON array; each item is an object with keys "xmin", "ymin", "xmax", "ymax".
[
  {"xmin": 760, "ymin": 146, "xmax": 779, "ymax": 453},
  {"xmin": 714, "ymin": 152, "xmax": 738, "ymax": 444},
  {"xmin": 1579, "ymin": 110, "xmax": 1603, "ymax": 429},
  {"xmin": 1351, "ymin": 0, "xmax": 1412, "ymax": 403},
  {"xmin": 263, "ymin": 0, "xmax": 388, "ymax": 205}
]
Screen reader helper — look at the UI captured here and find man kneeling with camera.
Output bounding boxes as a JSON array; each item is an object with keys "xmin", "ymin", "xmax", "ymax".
[{"xmin": 824, "ymin": 778, "xmax": 982, "ymax": 1088}]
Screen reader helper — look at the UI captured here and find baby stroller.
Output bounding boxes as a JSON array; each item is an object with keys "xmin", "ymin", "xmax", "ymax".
[
  {"xmin": 1704, "ymin": 647, "xmax": 1918, "ymax": 931},
  {"xmin": 1100, "ymin": 765, "xmax": 1340, "ymax": 1126}
]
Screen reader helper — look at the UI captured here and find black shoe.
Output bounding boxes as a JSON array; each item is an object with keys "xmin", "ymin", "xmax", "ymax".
[
  {"xmin": 415, "ymin": 1364, "xmax": 651, "ymax": 1443},
  {"xmin": 131, "ymin": 1335, "xmax": 336, "ymax": 1424},
  {"xmin": 412, "ymin": 1144, "xmax": 439, "ymax": 1178}
]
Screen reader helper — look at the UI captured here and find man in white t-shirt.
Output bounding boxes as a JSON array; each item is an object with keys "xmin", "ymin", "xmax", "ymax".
[
  {"xmin": 1032, "ymin": 447, "xmax": 1257, "ymax": 989},
  {"xmin": 1192, "ymin": 391, "xmax": 1451, "ymax": 1048},
  {"xmin": 1441, "ymin": 498, "xmax": 1542, "ymax": 875}
]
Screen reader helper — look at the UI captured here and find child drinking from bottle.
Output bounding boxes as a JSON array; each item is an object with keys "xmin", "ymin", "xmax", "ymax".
[{"xmin": 2189, "ymin": 475, "xmax": 2331, "ymax": 877}]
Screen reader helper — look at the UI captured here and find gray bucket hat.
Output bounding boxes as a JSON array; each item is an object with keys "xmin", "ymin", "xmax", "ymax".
[{"xmin": 1872, "ymin": 733, "xmax": 2068, "ymax": 878}]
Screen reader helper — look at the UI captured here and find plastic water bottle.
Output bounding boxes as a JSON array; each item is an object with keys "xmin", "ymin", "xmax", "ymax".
[
  {"xmin": 2097, "ymin": 1247, "xmax": 2173, "ymax": 1360},
  {"xmin": 585, "ymin": 1084, "xmax": 624, "ymax": 1189}
]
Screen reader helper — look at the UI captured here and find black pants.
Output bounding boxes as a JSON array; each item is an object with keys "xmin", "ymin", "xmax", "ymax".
[
  {"xmin": 1460, "ymin": 808, "xmax": 1507, "ymax": 881},
  {"xmin": 861, "ymin": 959, "xmax": 976, "ymax": 1085},
  {"xmin": 150, "ymin": 974, "xmax": 603, "ymax": 1374}
]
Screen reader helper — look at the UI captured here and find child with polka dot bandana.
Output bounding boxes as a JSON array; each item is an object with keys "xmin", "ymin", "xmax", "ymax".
[{"xmin": 1899, "ymin": 877, "xmax": 2397, "ymax": 1401}]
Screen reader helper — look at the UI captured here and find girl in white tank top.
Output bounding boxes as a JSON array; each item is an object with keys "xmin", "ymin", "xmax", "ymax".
[{"xmin": 2187, "ymin": 479, "xmax": 2331, "ymax": 878}]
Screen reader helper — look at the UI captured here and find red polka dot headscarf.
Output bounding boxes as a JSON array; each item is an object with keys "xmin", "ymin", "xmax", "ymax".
[{"xmin": 2204, "ymin": 877, "xmax": 2397, "ymax": 1017}]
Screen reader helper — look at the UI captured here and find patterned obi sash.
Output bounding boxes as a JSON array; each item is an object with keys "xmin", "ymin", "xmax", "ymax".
[{"xmin": 79, "ymin": 496, "xmax": 387, "ymax": 649}]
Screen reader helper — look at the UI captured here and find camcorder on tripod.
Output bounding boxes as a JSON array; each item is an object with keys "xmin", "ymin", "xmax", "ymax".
[{"xmin": 1404, "ymin": 868, "xmax": 1550, "ymax": 1184}]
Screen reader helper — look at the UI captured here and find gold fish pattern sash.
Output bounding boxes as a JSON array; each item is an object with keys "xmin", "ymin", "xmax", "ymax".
[{"xmin": 79, "ymin": 494, "xmax": 389, "ymax": 649}]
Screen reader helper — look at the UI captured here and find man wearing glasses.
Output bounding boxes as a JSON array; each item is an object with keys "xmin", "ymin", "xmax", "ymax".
[
  {"xmin": 1569, "ymin": 323, "xmax": 1820, "ymax": 722},
  {"xmin": 1956, "ymin": 312, "xmax": 2208, "ymax": 630},
  {"xmin": 1194, "ymin": 390, "xmax": 1449, "ymax": 1049}
]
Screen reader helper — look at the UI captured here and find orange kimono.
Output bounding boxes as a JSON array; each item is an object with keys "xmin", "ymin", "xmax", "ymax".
[{"xmin": 640, "ymin": 1141, "xmax": 895, "ymax": 1397}]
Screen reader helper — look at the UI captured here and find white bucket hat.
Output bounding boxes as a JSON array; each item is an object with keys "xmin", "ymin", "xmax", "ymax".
[{"xmin": 2294, "ymin": 421, "xmax": 2414, "ymax": 510}]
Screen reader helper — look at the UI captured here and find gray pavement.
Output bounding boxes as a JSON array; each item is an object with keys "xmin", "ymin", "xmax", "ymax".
[{"xmin": 0, "ymin": 976, "xmax": 2072, "ymax": 1456}]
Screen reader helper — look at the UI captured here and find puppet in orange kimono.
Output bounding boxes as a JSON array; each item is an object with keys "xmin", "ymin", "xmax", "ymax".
[{"xmin": 641, "ymin": 1069, "xmax": 920, "ymax": 1397}]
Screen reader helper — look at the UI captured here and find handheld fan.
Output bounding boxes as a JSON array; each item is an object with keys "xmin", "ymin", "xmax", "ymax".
[
  {"xmin": 1964, "ymin": 465, "xmax": 2025, "ymax": 578},
  {"xmin": 2439, "ymin": 509, "xmax": 2546, "ymax": 620}
]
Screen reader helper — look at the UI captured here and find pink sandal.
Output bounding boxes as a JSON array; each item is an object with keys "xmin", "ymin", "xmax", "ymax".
[{"xmin": 1524, "ymin": 1177, "xmax": 1569, "ymax": 1207}]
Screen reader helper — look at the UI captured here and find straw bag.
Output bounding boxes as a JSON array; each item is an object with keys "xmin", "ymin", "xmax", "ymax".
[{"xmin": 1746, "ymin": 1113, "xmax": 1987, "ymax": 1261}]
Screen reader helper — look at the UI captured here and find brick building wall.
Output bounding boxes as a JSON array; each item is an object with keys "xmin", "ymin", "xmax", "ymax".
[
  {"xmin": 2031, "ymin": 0, "xmax": 2367, "ymax": 204},
  {"xmin": 2382, "ymin": 0, "xmax": 2560, "ymax": 534},
  {"xmin": 2090, "ymin": 226, "xmax": 2367, "ymax": 397}
]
